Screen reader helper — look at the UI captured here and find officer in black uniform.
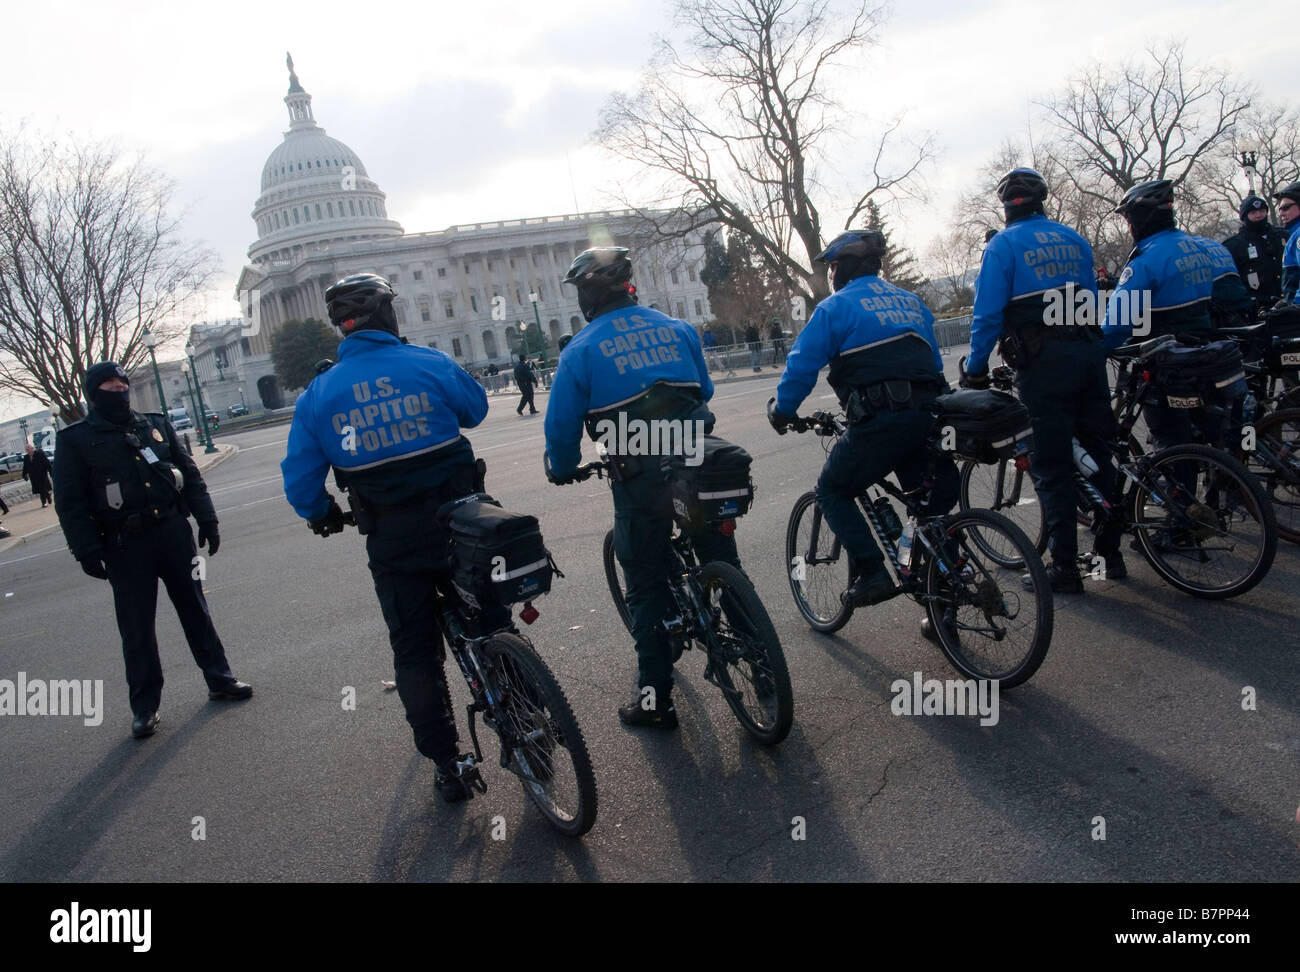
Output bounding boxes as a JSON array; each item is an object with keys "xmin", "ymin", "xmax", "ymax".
[
  {"xmin": 514, "ymin": 353, "xmax": 538, "ymax": 416},
  {"xmin": 1221, "ymin": 195, "xmax": 1289, "ymax": 317},
  {"xmin": 281, "ymin": 273, "xmax": 506, "ymax": 802},
  {"xmin": 53, "ymin": 362, "xmax": 251, "ymax": 739}
]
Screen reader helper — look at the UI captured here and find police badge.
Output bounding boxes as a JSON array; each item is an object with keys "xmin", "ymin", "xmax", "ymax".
[{"xmin": 151, "ymin": 428, "xmax": 164, "ymax": 442}]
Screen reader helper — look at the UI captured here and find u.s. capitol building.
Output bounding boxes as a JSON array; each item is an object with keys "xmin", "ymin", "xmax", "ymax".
[{"xmin": 201, "ymin": 56, "xmax": 713, "ymax": 412}]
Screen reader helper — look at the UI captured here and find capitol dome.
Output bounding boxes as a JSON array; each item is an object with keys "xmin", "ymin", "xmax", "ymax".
[{"xmin": 248, "ymin": 54, "xmax": 403, "ymax": 266}]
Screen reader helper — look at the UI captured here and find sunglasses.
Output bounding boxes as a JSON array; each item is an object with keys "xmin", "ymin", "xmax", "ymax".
[{"xmin": 1280, "ymin": 200, "xmax": 1299, "ymax": 212}]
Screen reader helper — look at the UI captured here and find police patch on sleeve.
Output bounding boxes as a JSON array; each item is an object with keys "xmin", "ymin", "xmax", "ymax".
[
  {"xmin": 152, "ymin": 428, "xmax": 164, "ymax": 442},
  {"xmin": 1118, "ymin": 266, "xmax": 1134, "ymax": 285}
]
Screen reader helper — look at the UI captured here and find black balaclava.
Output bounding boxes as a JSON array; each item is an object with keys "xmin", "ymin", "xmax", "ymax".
[
  {"xmin": 1240, "ymin": 195, "xmax": 1270, "ymax": 234},
  {"xmin": 831, "ymin": 254, "xmax": 882, "ymax": 292},
  {"xmin": 1003, "ymin": 200, "xmax": 1045, "ymax": 226},
  {"xmin": 579, "ymin": 282, "xmax": 638, "ymax": 322},
  {"xmin": 83, "ymin": 361, "xmax": 132, "ymax": 426},
  {"xmin": 1127, "ymin": 206, "xmax": 1176, "ymax": 242}
]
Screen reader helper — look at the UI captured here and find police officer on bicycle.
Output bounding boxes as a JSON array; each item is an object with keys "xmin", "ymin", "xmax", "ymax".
[
  {"xmin": 281, "ymin": 272, "xmax": 502, "ymax": 802},
  {"xmin": 768, "ymin": 229, "xmax": 958, "ymax": 611},
  {"xmin": 1102, "ymin": 180, "xmax": 1253, "ymax": 451},
  {"xmin": 543, "ymin": 247, "xmax": 742, "ymax": 731},
  {"xmin": 966, "ymin": 168, "xmax": 1125, "ymax": 592}
]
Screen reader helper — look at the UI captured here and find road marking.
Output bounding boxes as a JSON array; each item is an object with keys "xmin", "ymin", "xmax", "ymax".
[
  {"xmin": 235, "ymin": 439, "xmax": 288, "ymax": 452},
  {"xmin": 208, "ymin": 474, "xmax": 284, "ymax": 495}
]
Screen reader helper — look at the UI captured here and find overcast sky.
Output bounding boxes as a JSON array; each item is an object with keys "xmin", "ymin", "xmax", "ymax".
[{"xmin": 0, "ymin": 0, "xmax": 1294, "ymax": 419}]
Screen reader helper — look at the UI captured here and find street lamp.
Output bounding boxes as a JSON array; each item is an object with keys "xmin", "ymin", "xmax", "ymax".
[
  {"xmin": 1237, "ymin": 139, "xmax": 1259, "ymax": 196},
  {"xmin": 48, "ymin": 402, "xmax": 60, "ymax": 432},
  {"xmin": 528, "ymin": 290, "xmax": 543, "ymax": 358},
  {"xmin": 183, "ymin": 343, "xmax": 217, "ymax": 454},
  {"xmin": 142, "ymin": 328, "xmax": 168, "ymax": 414},
  {"xmin": 518, "ymin": 320, "xmax": 531, "ymax": 359}
]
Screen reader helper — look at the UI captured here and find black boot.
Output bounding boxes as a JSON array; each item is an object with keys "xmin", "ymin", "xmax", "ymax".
[
  {"xmin": 844, "ymin": 561, "xmax": 898, "ymax": 607},
  {"xmin": 618, "ymin": 688, "xmax": 678, "ymax": 730}
]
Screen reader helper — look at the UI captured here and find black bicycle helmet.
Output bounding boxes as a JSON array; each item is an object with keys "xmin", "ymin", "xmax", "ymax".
[
  {"xmin": 562, "ymin": 247, "xmax": 634, "ymax": 321},
  {"xmin": 324, "ymin": 273, "xmax": 398, "ymax": 335},
  {"xmin": 996, "ymin": 167, "xmax": 1048, "ymax": 205},
  {"xmin": 814, "ymin": 230, "xmax": 886, "ymax": 264},
  {"xmin": 1114, "ymin": 179, "xmax": 1174, "ymax": 217},
  {"xmin": 1272, "ymin": 181, "xmax": 1300, "ymax": 206}
]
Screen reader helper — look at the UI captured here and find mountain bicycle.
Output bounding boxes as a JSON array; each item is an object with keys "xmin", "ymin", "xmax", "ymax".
[
  {"xmin": 961, "ymin": 338, "xmax": 1277, "ymax": 598},
  {"xmin": 782, "ymin": 408, "xmax": 1053, "ymax": 690},
  {"xmin": 334, "ymin": 508, "xmax": 598, "ymax": 837},
  {"xmin": 566, "ymin": 453, "xmax": 793, "ymax": 745}
]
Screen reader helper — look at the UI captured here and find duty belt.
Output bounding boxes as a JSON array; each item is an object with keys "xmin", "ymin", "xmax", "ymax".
[
  {"xmin": 104, "ymin": 507, "xmax": 179, "ymax": 537},
  {"xmin": 1041, "ymin": 325, "xmax": 1101, "ymax": 342},
  {"xmin": 847, "ymin": 379, "xmax": 945, "ymax": 425}
]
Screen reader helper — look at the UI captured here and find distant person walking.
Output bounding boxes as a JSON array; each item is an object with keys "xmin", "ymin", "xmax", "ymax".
[
  {"xmin": 514, "ymin": 353, "xmax": 538, "ymax": 416},
  {"xmin": 22, "ymin": 444, "xmax": 53, "ymax": 508},
  {"xmin": 745, "ymin": 322, "xmax": 762, "ymax": 371}
]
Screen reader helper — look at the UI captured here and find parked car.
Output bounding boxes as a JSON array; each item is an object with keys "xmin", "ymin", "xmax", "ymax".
[
  {"xmin": 227, "ymin": 403, "xmax": 249, "ymax": 418},
  {"xmin": 168, "ymin": 407, "xmax": 193, "ymax": 431},
  {"xmin": 0, "ymin": 453, "xmax": 23, "ymax": 473}
]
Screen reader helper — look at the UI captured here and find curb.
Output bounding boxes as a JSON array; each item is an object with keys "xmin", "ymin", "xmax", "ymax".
[{"xmin": 0, "ymin": 444, "xmax": 240, "ymax": 555}]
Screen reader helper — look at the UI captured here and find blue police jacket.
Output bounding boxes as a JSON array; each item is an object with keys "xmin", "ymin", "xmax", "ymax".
[
  {"xmin": 543, "ymin": 304, "xmax": 712, "ymax": 478},
  {"xmin": 968, "ymin": 213, "xmax": 1097, "ymax": 374},
  {"xmin": 1102, "ymin": 229, "xmax": 1246, "ymax": 349},
  {"xmin": 282, "ymin": 330, "xmax": 488, "ymax": 520},
  {"xmin": 775, "ymin": 274, "xmax": 943, "ymax": 417},
  {"xmin": 1282, "ymin": 219, "xmax": 1300, "ymax": 304}
]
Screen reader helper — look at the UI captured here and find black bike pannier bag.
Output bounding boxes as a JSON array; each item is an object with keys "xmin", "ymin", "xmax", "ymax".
[
  {"xmin": 931, "ymin": 389, "xmax": 1034, "ymax": 464},
  {"xmin": 1148, "ymin": 340, "xmax": 1245, "ymax": 408},
  {"xmin": 663, "ymin": 436, "xmax": 755, "ymax": 531},
  {"xmin": 440, "ymin": 493, "xmax": 554, "ymax": 610},
  {"xmin": 1267, "ymin": 336, "xmax": 1300, "ymax": 376}
]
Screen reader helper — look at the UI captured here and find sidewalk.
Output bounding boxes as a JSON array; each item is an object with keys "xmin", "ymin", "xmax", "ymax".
[{"xmin": 0, "ymin": 444, "xmax": 239, "ymax": 556}]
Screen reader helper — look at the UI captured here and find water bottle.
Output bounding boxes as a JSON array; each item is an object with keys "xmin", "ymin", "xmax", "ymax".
[
  {"xmin": 897, "ymin": 518, "xmax": 916, "ymax": 569},
  {"xmin": 1242, "ymin": 393, "xmax": 1257, "ymax": 426},
  {"xmin": 1072, "ymin": 438, "xmax": 1099, "ymax": 477},
  {"xmin": 872, "ymin": 496, "xmax": 902, "ymax": 541}
]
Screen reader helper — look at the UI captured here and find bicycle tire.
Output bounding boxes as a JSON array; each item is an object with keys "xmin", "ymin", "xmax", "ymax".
[
  {"xmin": 602, "ymin": 529, "xmax": 635, "ymax": 634},
  {"xmin": 1128, "ymin": 443, "xmax": 1277, "ymax": 600},
  {"xmin": 958, "ymin": 458, "xmax": 1047, "ymax": 566},
  {"xmin": 923, "ymin": 508, "xmax": 1052, "ymax": 690},
  {"xmin": 698, "ymin": 561, "xmax": 793, "ymax": 745},
  {"xmin": 784, "ymin": 490, "xmax": 854, "ymax": 634},
  {"xmin": 1245, "ymin": 408, "xmax": 1300, "ymax": 545},
  {"xmin": 479, "ymin": 633, "xmax": 598, "ymax": 837}
]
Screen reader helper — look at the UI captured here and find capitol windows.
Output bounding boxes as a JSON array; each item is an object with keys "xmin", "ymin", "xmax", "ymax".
[
  {"xmin": 444, "ymin": 300, "xmax": 455, "ymax": 319},
  {"xmin": 670, "ymin": 269, "xmax": 679, "ymax": 285},
  {"xmin": 452, "ymin": 338, "xmax": 463, "ymax": 358},
  {"xmin": 676, "ymin": 301, "xmax": 686, "ymax": 318},
  {"xmin": 304, "ymin": 207, "xmax": 311, "ymax": 222},
  {"xmin": 315, "ymin": 204, "xmax": 322, "ymax": 220},
  {"xmin": 420, "ymin": 309, "xmax": 431, "ymax": 323},
  {"xmin": 327, "ymin": 202, "xmax": 334, "ymax": 217},
  {"xmin": 470, "ymin": 294, "xmax": 479, "ymax": 313},
  {"xmin": 437, "ymin": 268, "xmax": 446, "ymax": 279},
  {"xmin": 694, "ymin": 299, "xmax": 703, "ymax": 317},
  {"xmin": 688, "ymin": 266, "xmax": 697, "ymax": 282},
  {"xmin": 413, "ymin": 270, "xmax": 423, "ymax": 281},
  {"xmin": 293, "ymin": 210, "xmax": 300, "ymax": 225},
  {"xmin": 482, "ymin": 330, "xmax": 499, "ymax": 358},
  {"xmin": 349, "ymin": 200, "xmax": 356, "ymax": 216}
]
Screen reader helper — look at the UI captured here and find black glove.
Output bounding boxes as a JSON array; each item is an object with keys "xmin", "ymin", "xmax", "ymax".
[
  {"xmin": 309, "ymin": 499, "xmax": 346, "ymax": 537},
  {"xmin": 197, "ymin": 521, "xmax": 220, "ymax": 556},
  {"xmin": 766, "ymin": 397, "xmax": 793, "ymax": 435},
  {"xmin": 960, "ymin": 369, "xmax": 990, "ymax": 390},
  {"xmin": 79, "ymin": 556, "xmax": 109, "ymax": 580}
]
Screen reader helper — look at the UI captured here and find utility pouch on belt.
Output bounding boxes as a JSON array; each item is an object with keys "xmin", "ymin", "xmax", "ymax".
[
  {"xmin": 884, "ymin": 379, "xmax": 913, "ymax": 406},
  {"xmin": 845, "ymin": 389, "xmax": 870, "ymax": 425},
  {"xmin": 999, "ymin": 328, "xmax": 1045, "ymax": 368},
  {"xmin": 604, "ymin": 453, "xmax": 645, "ymax": 483},
  {"xmin": 346, "ymin": 489, "xmax": 378, "ymax": 535}
]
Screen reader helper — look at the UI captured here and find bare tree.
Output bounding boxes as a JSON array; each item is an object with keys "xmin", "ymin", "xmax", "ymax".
[
  {"xmin": 923, "ymin": 228, "xmax": 981, "ymax": 312},
  {"xmin": 1199, "ymin": 101, "xmax": 1300, "ymax": 229},
  {"xmin": 0, "ymin": 129, "xmax": 215, "ymax": 421},
  {"xmin": 1038, "ymin": 41, "xmax": 1254, "ymax": 231},
  {"xmin": 597, "ymin": 0, "xmax": 933, "ymax": 306}
]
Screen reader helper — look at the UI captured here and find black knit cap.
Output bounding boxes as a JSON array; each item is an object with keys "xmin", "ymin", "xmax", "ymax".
[
  {"xmin": 1239, "ymin": 195, "xmax": 1268, "ymax": 220},
  {"xmin": 83, "ymin": 361, "xmax": 129, "ymax": 398}
]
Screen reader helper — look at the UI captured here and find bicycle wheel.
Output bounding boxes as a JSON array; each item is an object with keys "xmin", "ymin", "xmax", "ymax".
[
  {"xmin": 1129, "ymin": 443, "xmax": 1277, "ymax": 599},
  {"xmin": 698, "ymin": 561, "xmax": 793, "ymax": 745},
  {"xmin": 479, "ymin": 633, "xmax": 598, "ymax": 837},
  {"xmin": 602, "ymin": 529, "xmax": 634, "ymax": 634},
  {"xmin": 923, "ymin": 508, "xmax": 1053, "ymax": 689},
  {"xmin": 958, "ymin": 458, "xmax": 1046, "ymax": 566},
  {"xmin": 1245, "ymin": 408, "xmax": 1300, "ymax": 544},
  {"xmin": 784, "ymin": 490, "xmax": 854, "ymax": 634}
]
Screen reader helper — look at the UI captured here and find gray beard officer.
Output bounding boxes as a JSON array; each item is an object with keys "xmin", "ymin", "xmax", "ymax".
[{"xmin": 53, "ymin": 361, "xmax": 251, "ymax": 740}]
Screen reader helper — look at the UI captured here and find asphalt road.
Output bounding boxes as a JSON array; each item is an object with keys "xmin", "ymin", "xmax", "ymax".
[{"xmin": 1, "ymin": 370, "xmax": 1297, "ymax": 882}]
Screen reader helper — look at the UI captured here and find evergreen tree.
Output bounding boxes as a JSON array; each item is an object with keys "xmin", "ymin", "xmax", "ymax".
[
  {"xmin": 864, "ymin": 200, "xmax": 928, "ymax": 293},
  {"xmin": 270, "ymin": 318, "xmax": 338, "ymax": 392}
]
